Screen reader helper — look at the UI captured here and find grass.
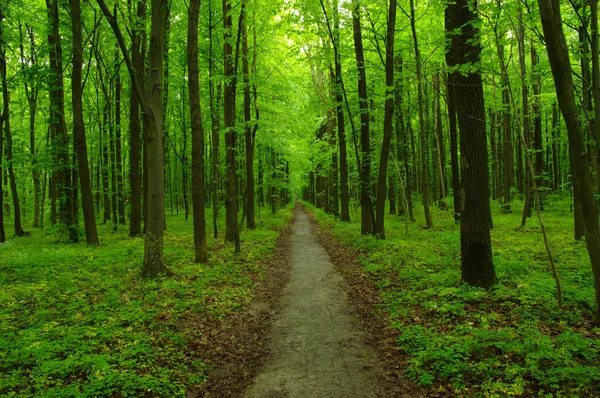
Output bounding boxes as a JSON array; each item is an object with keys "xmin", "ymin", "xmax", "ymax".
[
  {"xmin": 0, "ymin": 205, "xmax": 292, "ymax": 397},
  {"xmin": 308, "ymin": 194, "xmax": 600, "ymax": 397}
]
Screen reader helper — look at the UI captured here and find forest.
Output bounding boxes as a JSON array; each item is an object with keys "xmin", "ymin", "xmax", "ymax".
[{"xmin": 1, "ymin": 0, "xmax": 600, "ymax": 395}]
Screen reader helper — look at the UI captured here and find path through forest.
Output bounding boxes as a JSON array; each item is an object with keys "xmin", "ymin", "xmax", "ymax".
[{"xmin": 244, "ymin": 206, "xmax": 382, "ymax": 397}]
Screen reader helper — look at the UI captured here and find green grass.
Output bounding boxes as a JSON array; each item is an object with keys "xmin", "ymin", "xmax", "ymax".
[
  {"xmin": 308, "ymin": 195, "xmax": 600, "ymax": 396},
  {"xmin": 0, "ymin": 205, "xmax": 292, "ymax": 397}
]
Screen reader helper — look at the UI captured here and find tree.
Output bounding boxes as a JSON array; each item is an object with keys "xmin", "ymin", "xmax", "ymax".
[
  {"xmin": 374, "ymin": 0, "xmax": 396, "ymax": 238},
  {"xmin": 46, "ymin": 0, "xmax": 77, "ymax": 242},
  {"xmin": 98, "ymin": 0, "xmax": 169, "ymax": 277},
  {"xmin": 223, "ymin": 0, "xmax": 241, "ymax": 253},
  {"xmin": 538, "ymin": 0, "xmax": 600, "ymax": 324},
  {"xmin": 188, "ymin": 0, "xmax": 208, "ymax": 262},
  {"xmin": 447, "ymin": 0, "xmax": 496, "ymax": 288},
  {"xmin": 410, "ymin": 0, "xmax": 433, "ymax": 228},
  {"xmin": 70, "ymin": 0, "xmax": 99, "ymax": 245},
  {"xmin": 352, "ymin": 0, "xmax": 374, "ymax": 235}
]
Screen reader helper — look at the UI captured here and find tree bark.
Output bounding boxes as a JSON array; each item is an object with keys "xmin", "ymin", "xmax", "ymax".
[
  {"xmin": 188, "ymin": 0, "xmax": 208, "ymax": 263},
  {"xmin": 242, "ymin": 0, "xmax": 255, "ymax": 229},
  {"xmin": 410, "ymin": 0, "xmax": 433, "ymax": 228},
  {"xmin": 538, "ymin": 0, "xmax": 600, "ymax": 325},
  {"xmin": 352, "ymin": 0, "xmax": 374, "ymax": 235},
  {"xmin": 223, "ymin": 0, "xmax": 240, "ymax": 252},
  {"xmin": 128, "ymin": 0, "xmax": 145, "ymax": 237},
  {"xmin": 374, "ymin": 0, "xmax": 396, "ymax": 238},
  {"xmin": 47, "ymin": 0, "xmax": 77, "ymax": 242},
  {"xmin": 447, "ymin": 0, "xmax": 496, "ymax": 288},
  {"xmin": 71, "ymin": 0, "xmax": 99, "ymax": 245}
]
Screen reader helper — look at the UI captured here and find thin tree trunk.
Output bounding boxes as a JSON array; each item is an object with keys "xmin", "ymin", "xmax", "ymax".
[
  {"xmin": 374, "ymin": 0, "xmax": 396, "ymax": 238},
  {"xmin": 115, "ymin": 57, "xmax": 126, "ymax": 225},
  {"xmin": 410, "ymin": 0, "xmax": 432, "ymax": 228},
  {"xmin": 128, "ymin": 0, "xmax": 145, "ymax": 237},
  {"xmin": 47, "ymin": 0, "xmax": 77, "ymax": 242},
  {"xmin": 352, "ymin": 0, "xmax": 374, "ymax": 235},
  {"xmin": 223, "ymin": 0, "xmax": 241, "ymax": 252},
  {"xmin": 188, "ymin": 0, "xmax": 207, "ymax": 262},
  {"xmin": 242, "ymin": 0, "xmax": 255, "ymax": 229},
  {"xmin": 70, "ymin": 0, "xmax": 99, "ymax": 245}
]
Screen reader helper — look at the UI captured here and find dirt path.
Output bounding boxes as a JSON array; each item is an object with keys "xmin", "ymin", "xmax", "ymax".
[{"xmin": 244, "ymin": 207, "xmax": 382, "ymax": 398}]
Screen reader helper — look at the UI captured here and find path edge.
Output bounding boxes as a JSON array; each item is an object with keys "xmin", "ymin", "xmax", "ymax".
[{"xmin": 302, "ymin": 204, "xmax": 427, "ymax": 398}]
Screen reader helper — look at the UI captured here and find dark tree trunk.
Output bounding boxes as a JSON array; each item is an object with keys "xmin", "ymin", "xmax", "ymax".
[
  {"xmin": 411, "ymin": 0, "xmax": 432, "ymax": 228},
  {"xmin": 128, "ymin": 0, "xmax": 145, "ymax": 237},
  {"xmin": 223, "ymin": 0, "xmax": 240, "ymax": 253},
  {"xmin": 1, "ymin": 47, "xmax": 26, "ymax": 237},
  {"xmin": 47, "ymin": 0, "xmax": 77, "ymax": 242},
  {"xmin": 352, "ymin": 0, "xmax": 373, "ymax": 235},
  {"xmin": 552, "ymin": 102, "xmax": 560, "ymax": 190},
  {"xmin": 20, "ymin": 24, "xmax": 41, "ymax": 229},
  {"xmin": 374, "ymin": 0, "xmax": 396, "ymax": 238},
  {"xmin": 70, "ymin": 0, "xmax": 99, "ymax": 245},
  {"xmin": 538, "ymin": 0, "xmax": 600, "ymax": 324},
  {"xmin": 447, "ymin": 0, "xmax": 496, "ymax": 288},
  {"xmin": 188, "ymin": 0, "xmax": 208, "ymax": 263},
  {"xmin": 209, "ymin": 0, "xmax": 221, "ymax": 239},
  {"xmin": 331, "ymin": 2, "xmax": 350, "ymax": 222},
  {"xmin": 242, "ymin": 0, "xmax": 255, "ymax": 230},
  {"xmin": 115, "ymin": 60, "xmax": 126, "ymax": 225}
]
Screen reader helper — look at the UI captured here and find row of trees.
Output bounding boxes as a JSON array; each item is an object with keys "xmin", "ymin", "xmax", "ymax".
[
  {"xmin": 0, "ymin": 0, "xmax": 304, "ymax": 274},
  {"xmin": 299, "ymin": 0, "xmax": 600, "ymax": 324}
]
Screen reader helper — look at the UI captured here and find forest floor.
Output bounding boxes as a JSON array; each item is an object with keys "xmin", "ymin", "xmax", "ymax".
[
  {"xmin": 307, "ymin": 195, "xmax": 600, "ymax": 397},
  {"xmin": 242, "ymin": 205, "xmax": 417, "ymax": 398}
]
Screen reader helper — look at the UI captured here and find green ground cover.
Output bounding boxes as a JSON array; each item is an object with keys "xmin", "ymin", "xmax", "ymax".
[
  {"xmin": 309, "ymin": 195, "xmax": 600, "ymax": 397},
  {"xmin": 0, "ymin": 207, "xmax": 291, "ymax": 397}
]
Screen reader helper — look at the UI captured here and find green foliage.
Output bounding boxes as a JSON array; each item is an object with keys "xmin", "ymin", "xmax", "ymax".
[
  {"xmin": 0, "ymin": 207, "xmax": 292, "ymax": 397},
  {"xmin": 308, "ymin": 195, "xmax": 600, "ymax": 396}
]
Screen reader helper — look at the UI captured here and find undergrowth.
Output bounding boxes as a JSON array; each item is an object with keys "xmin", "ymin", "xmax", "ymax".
[
  {"xmin": 308, "ymin": 195, "xmax": 600, "ymax": 397},
  {"xmin": 0, "ymin": 206, "xmax": 291, "ymax": 397}
]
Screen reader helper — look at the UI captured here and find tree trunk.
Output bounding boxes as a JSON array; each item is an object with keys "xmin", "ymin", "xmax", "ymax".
[
  {"xmin": 1, "ymin": 48, "xmax": 26, "ymax": 237},
  {"xmin": 47, "ymin": 0, "xmax": 77, "ymax": 242},
  {"xmin": 538, "ymin": 0, "xmax": 600, "ymax": 325},
  {"xmin": 242, "ymin": 0, "xmax": 255, "ymax": 229},
  {"xmin": 115, "ymin": 59, "xmax": 126, "ymax": 225},
  {"xmin": 188, "ymin": 0, "xmax": 208, "ymax": 263},
  {"xmin": 518, "ymin": 7, "xmax": 532, "ymax": 225},
  {"xmin": 70, "ymin": 0, "xmax": 99, "ymax": 245},
  {"xmin": 209, "ymin": 0, "xmax": 221, "ymax": 239},
  {"xmin": 223, "ymin": 0, "xmax": 240, "ymax": 252},
  {"xmin": 447, "ymin": 0, "xmax": 496, "ymax": 288},
  {"xmin": 128, "ymin": 0, "xmax": 145, "ymax": 237},
  {"xmin": 410, "ymin": 0, "xmax": 433, "ymax": 228},
  {"xmin": 374, "ymin": 0, "xmax": 396, "ymax": 238},
  {"xmin": 352, "ymin": 0, "xmax": 374, "ymax": 235}
]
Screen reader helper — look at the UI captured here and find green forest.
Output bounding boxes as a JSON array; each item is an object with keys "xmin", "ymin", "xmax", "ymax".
[{"xmin": 1, "ymin": 0, "xmax": 600, "ymax": 395}]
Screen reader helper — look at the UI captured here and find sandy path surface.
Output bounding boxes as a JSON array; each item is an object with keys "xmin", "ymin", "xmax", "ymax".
[{"xmin": 244, "ymin": 207, "xmax": 381, "ymax": 398}]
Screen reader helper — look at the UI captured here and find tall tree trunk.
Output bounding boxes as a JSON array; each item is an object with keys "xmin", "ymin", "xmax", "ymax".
[
  {"xmin": 209, "ymin": 0, "xmax": 221, "ymax": 239},
  {"xmin": 331, "ymin": 1, "xmax": 350, "ymax": 222},
  {"xmin": 70, "ymin": 0, "xmax": 99, "ymax": 245},
  {"xmin": 242, "ymin": 0, "xmax": 255, "ymax": 229},
  {"xmin": 20, "ymin": 24, "xmax": 41, "ymax": 229},
  {"xmin": 447, "ymin": 0, "xmax": 496, "ymax": 288},
  {"xmin": 433, "ymin": 73, "xmax": 446, "ymax": 200},
  {"xmin": 538, "ymin": 0, "xmax": 600, "ymax": 325},
  {"xmin": 518, "ymin": 7, "xmax": 532, "ymax": 225},
  {"xmin": 374, "ymin": 0, "xmax": 396, "ymax": 238},
  {"xmin": 47, "ymin": 0, "xmax": 77, "ymax": 242},
  {"xmin": 352, "ymin": 0, "xmax": 374, "ymax": 235},
  {"xmin": 410, "ymin": 0, "xmax": 433, "ymax": 228},
  {"xmin": 552, "ymin": 102, "xmax": 560, "ymax": 190},
  {"xmin": 128, "ymin": 0, "xmax": 145, "ymax": 237},
  {"xmin": 223, "ymin": 0, "xmax": 240, "ymax": 252},
  {"xmin": 444, "ymin": 39, "xmax": 461, "ymax": 223},
  {"xmin": 188, "ymin": 0, "xmax": 208, "ymax": 262},
  {"xmin": 115, "ymin": 57, "xmax": 126, "ymax": 225},
  {"xmin": 1, "ymin": 47, "xmax": 26, "ymax": 237}
]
